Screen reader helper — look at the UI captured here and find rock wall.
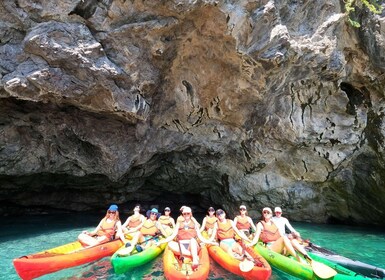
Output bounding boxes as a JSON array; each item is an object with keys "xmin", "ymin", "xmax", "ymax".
[{"xmin": 1, "ymin": 0, "xmax": 385, "ymax": 225}]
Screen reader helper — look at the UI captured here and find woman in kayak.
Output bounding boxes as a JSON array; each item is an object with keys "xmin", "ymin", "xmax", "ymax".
[
  {"xmin": 78, "ymin": 204, "xmax": 122, "ymax": 247},
  {"xmin": 199, "ymin": 206, "xmax": 218, "ymax": 239},
  {"xmin": 157, "ymin": 206, "xmax": 211, "ymax": 270},
  {"xmin": 233, "ymin": 205, "xmax": 257, "ymax": 238},
  {"xmin": 121, "ymin": 208, "xmax": 169, "ymax": 255},
  {"xmin": 158, "ymin": 206, "xmax": 176, "ymax": 232},
  {"xmin": 120, "ymin": 204, "xmax": 146, "ymax": 244},
  {"xmin": 210, "ymin": 208, "xmax": 252, "ymax": 260},
  {"xmin": 249, "ymin": 207, "xmax": 309, "ymax": 261}
]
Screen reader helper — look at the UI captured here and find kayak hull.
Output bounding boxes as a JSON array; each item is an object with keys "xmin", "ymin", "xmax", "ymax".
[
  {"xmin": 254, "ymin": 242, "xmax": 369, "ymax": 280},
  {"xmin": 207, "ymin": 243, "xmax": 271, "ymax": 280},
  {"xmin": 111, "ymin": 242, "xmax": 166, "ymax": 274},
  {"xmin": 13, "ymin": 239, "xmax": 123, "ymax": 280},
  {"xmin": 163, "ymin": 244, "xmax": 210, "ymax": 280}
]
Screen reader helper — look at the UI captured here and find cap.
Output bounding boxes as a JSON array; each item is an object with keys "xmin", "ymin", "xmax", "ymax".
[
  {"xmin": 182, "ymin": 206, "xmax": 192, "ymax": 213},
  {"xmin": 274, "ymin": 207, "xmax": 282, "ymax": 213},
  {"xmin": 108, "ymin": 204, "xmax": 118, "ymax": 211},
  {"xmin": 262, "ymin": 207, "xmax": 272, "ymax": 214},
  {"xmin": 151, "ymin": 208, "xmax": 159, "ymax": 214},
  {"xmin": 216, "ymin": 209, "xmax": 225, "ymax": 215},
  {"xmin": 180, "ymin": 205, "xmax": 186, "ymax": 211},
  {"xmin": 165, "ymin": 207, "xmax": 171, "ymax": 211},
  {"xmin": 208, "ymin": 207, "xmax": 215, "ymax": 212},
  {"xmin": 240, "ymin": 205, "xmax": 247, "ymax": 210}
]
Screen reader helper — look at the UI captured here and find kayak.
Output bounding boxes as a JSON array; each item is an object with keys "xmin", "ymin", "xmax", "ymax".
[
  {"xmin": 207, "ymin": 242, "xmax": 271, "ymax": 280},
  {"xmin": 111, "ymin": 241, "xmax": 167, "ymax": 274},
  {"xmin": 163, "ymin": 244, "xmax": 210, "ymax": 280},
  {"xmin": 254, "ymin": 242, "xmax": 370, "ymax": 280},
  {"xmin": 13, "ymin": 239, "xmax": 123, "ymax": 280},
  {"xmin": 306, "ymin": 242, "xmax": 385, "ymax": 279}
]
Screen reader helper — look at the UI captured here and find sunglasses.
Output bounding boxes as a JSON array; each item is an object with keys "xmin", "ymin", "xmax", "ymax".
[
  {"xmin": 263, "ymin": 211, "xmax": 271, "ymax": 214},
  {"xmin": 165, "ymin": 210, "xmax": 171, "ymax": 212},
  {"xmin": 275, "ymin": 211, "xmax": 282, "ymax": 214},
  {"xmin": 240, "ymin": 209, "xmax": 246, "ymax": 211},
  {"xmin": 151, "ymin": 212, "xmax": 157, "ymax": 216},
  {"xmin": 183, "ymin": 213, "xmax": 191, "ymax": 216},
  {"xmin": 108, "ymin": 211, "xmax": 116, "ymax": 214}
]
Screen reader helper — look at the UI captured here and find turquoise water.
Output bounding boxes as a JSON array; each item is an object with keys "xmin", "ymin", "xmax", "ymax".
[{"xmin": 1, "ymin": 214, "xmax": 384, "ymax": 279}]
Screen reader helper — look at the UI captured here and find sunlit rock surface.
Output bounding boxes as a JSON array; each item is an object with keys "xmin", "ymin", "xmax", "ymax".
[{"xmin": 1, "ymin": 0, "xmax": 385, "ymax": 225}]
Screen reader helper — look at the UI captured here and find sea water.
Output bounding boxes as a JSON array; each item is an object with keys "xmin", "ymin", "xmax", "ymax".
[{"xmin": 1, "ymin": 213, "xmax": 384, "ymax": 280}]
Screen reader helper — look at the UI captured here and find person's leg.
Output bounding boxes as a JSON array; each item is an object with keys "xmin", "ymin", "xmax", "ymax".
[
  {"xmin": 78, "ymin": 233, "xmax": 99, "ymax": 247},
  {"xmin": 291, "ymin": 239, "xmax": 309, "ymax": 257},
  {"xmin": 124, "ymin": 232, "xmax": 142, "ymax": 254}
]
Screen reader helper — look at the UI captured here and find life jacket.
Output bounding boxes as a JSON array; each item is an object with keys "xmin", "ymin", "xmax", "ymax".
[
  {"xmin": 127, "ymin": 214, "xmax": 143, "ymax": 228},
  {"xmin": 140, "ymin": 219, "xmax": 158, "ymax": 236},
  {"xmin": 96, "ymin": 218, "xmax": 117, "ymax": 239},
  {"xmin": 177, "ymin": 219, "xmax": 197, "ymax": 240},
  {"xmin": 217, "ymin": 219, "xmax": 235, "ymax": 240},
  {"xmin": 205, "ymin": 216, "xmax": 218, "ymax": 230},
  {"xmin": 236, "ymin": 215, "xmax": 251, "ymax": 231},
  {"xmin": 260, "ymin": 220, "xmax": 281, "ymax": 243},
  {"xmin": 159, "ymin": 215, "xmax": 173, "ymax": 227}
]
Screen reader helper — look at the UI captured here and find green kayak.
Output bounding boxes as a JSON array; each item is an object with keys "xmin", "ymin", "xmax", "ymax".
[
  {"xmin": 253, "ymin": 242, "xmax": 369, "ymax": 280},
  {"xmin": 111, "ymin": 241, "xmax": 167, "ymax": 274}
]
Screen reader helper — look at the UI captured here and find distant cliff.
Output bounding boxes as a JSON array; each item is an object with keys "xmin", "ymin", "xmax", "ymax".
[{"xmin": 1, "ymin": 0, "xmax": 385, "ymax": 225}]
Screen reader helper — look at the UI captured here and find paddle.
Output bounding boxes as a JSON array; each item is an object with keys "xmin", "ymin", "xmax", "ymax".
[
  {"xmin": 237, "ymin": 239, "xmax": 265, "ymax": 267},
  {"xmin": 118, "ymin": 233, "xmax": 160, "ymax": 256},
  {"xmin": 304, "ymin": 255, "xmax": 337, "ymax": 279}
]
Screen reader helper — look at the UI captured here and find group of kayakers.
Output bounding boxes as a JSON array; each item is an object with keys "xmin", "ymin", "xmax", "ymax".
[{"xmin": 78, "ymin": 203, "xmax": 311, "ymax": 268}]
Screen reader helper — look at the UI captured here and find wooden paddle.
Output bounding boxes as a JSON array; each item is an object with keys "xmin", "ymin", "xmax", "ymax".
[{"xmin": 118, "ymin": 233, "xmax": 160, "ymax": 256}]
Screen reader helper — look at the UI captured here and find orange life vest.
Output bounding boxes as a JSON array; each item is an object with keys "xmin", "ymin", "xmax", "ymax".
[
  {"xmin": 217, "ymin": 219, "xmax": 235, "ymax": 240},
  {"xmin": 236, "ymin": 215, "xmax": 251, "ymax": 230},
  {"xmin": 260, "ymin": 220, "xmax": 281, "ymax": 243},
  {"xmin": 127, "ymin": 214, "xmax": 143, "ymax": 228},
  {"xmin": 96, "ymin": 218, "xmax": 117, "ymax": 239},
  {"xmin": 205, "ymin": 216, "xmax": 218, "ymax": 230},
  {"xmin": 159, "ymin": 215, "xmax": 172, "ymax": 226},
  {"xmin": 140, "ymin": 219, "xmax": 158, "ymax": 236},
  {"xmin": 177, "ymin": 219, "xmax": 197, "ymax": 240}
]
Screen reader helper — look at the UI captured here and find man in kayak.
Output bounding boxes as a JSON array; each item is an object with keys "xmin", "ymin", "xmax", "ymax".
[
  {"xmin": 78, "ymin": 204, "xmax": 122, "ymax": 247},
  {"xmin": 210, "ymin": 209, "xmax": 252, "ymax": 260},
  {"xmin": 120, "ymin": 208, "xmax": 169, "ymax": 255},
  {"xmin": 119, "ymin": 204, "xmax": 146, "ymax": 244},
  {"xmin": 233, "ymin": 205, "xmax": 257, "ymax": 238},
  {"xmin": 272, "ymin": 206, "xmax": 301, "ymax": 239},
  {"xmin": 249, "ymin": 207, "xmax": 309, "ymax": 262},
  {"xmin": 156, "ymin": 206, "xmax": 211, "ymax": 270}
]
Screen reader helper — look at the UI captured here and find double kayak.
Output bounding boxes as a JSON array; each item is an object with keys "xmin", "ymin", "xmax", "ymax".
[
  {"xmin": 163, "ymin": 244, "xmax": 210, "ymax": 280},
  {"xmin": 13, "ymin": 239, "xmax": 123, "ymax": 280},
  {"xmin": 254, "ymin": 242, "xmax": 370, "ymax": 280},
  {"xmin": 111, "ymin": 241, "xmax": 167, "ymax": 274},
  {"xmin": 306, "ymin": 243, "xmax": 385, "ymax": 279},
  {"xmin": 207, "ymin": 242, "xmax": 271, "ymax": 280}
]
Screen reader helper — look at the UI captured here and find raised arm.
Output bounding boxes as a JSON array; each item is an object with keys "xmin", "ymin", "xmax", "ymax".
[
  {"xmin": 248, "ymin": 217, "xmax": 257, "ymax": 233},
  {"xmin": 250, "ymin": 222, "xmax": 263, "ymax": 246},
  {"xmin": 199, "ymin": 217, "xmax": 207, "ymax": 232}
]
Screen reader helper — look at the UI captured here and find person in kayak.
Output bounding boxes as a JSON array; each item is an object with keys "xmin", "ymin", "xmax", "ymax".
[
  {"xmin": 156, "ymin": 206, "xmax": 211, "ymax": 270},
  {"xmin": 233, "ymin": 205, "xmax": 257, "ymax": 238},
  {"xmin": 272, "ymin": 206, "xmax": 301, "ymax": 238},
  {"xmin": 199, "ymin": 206, "xmax": 218, "ymax": 239},
  {"xmin": 210, "ymin": 208, "xmax": 252, "ymax": 260},
  {"xmin": 120, "ymin": 204, "xmax": 146, "ymax": 244},
  {"xmin": 121, "ymin": 208, "xmax": 169, "ymax": 255},
  {"xmin": 249, "ymin": 207, "xmax": 309, "ymax": 262},
  {"xmin": 177, "ymin": 205, "xmax": 200, "ymax": 227},
  {"xmin": 78, "ymin": 204, "xmax": 122, "ymax": 247},
  {"xmin": 158, "ymin": 206, "xmax": 176, "ymax": 232}
]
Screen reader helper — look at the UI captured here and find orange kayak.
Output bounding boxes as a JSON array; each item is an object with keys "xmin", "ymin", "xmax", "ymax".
[
  {"xmin": 13, "ymin": 239, "xmax": 123, "ymax": 280},
  {"xmin": 207, "ymin": 242, "xmax": 271, "ymax": 280},
  {"xmin": 163, "ymin": 245, "xmax": 210, "ymax": 280}
]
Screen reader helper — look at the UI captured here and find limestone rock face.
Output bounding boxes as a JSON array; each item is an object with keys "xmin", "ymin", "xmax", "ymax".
[{"xmin": 1, "ymin": 0, "xmax": 385, "ymax": 225}]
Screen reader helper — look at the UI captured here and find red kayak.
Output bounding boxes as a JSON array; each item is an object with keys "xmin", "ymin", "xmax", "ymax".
[
  {"xmin": 13, "ymin": 239, "xmax": 123, "ymax": 280},
  {"xmin": 207, "ymin": 242, "xmax": 271, "ymax": 280}
]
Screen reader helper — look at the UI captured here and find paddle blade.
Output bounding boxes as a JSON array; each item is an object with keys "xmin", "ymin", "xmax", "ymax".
[
  {"xmin": 311, "ymin": 260, "xmax": 337, "ymax": 279},
  {"xmin": 239, "ymin": 259, "xmax": 254, "ymax": 272}
]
